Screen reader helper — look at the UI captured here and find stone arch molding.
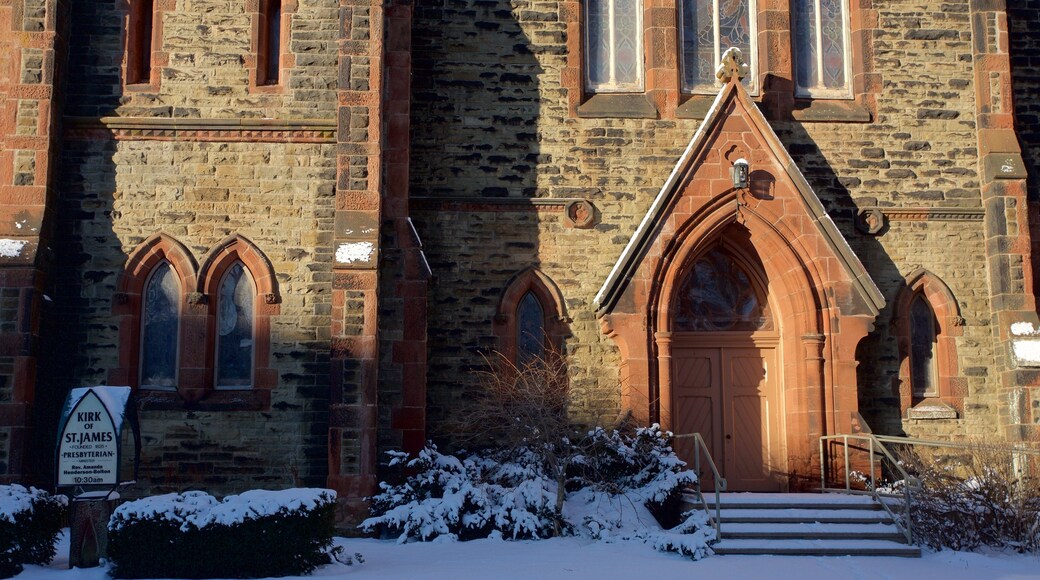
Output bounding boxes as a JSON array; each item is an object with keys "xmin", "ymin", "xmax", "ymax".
[
  {"xmin": 492, "ymin": 267, "xmax": 571, "ymax": 363},
  {"xmin": 592, "ymin": 69, "xmax": 886, "ymax": 488},
  {"xmin": 111, "ymin": 232, "xmax": 279, "ymax": 409},
  {"xmin": 197, "ymin": 234, "xmax": 281, "ymax": 306},
  {"xmin": 891, "ymin": 268, "xmax": 965, "ymax": 419}
]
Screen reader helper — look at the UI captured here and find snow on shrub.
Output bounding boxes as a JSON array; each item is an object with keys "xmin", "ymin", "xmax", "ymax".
[
  {"xmin": 362, "ymin": 425, "xmax": 715, "ymax": 560},
  {"xmin": 108, "ymin": 489, "xmax": 337, "ymax": 578},
  {"xmin": 362, "ymin": 446, "xmax": 560, "ymax": 542},
  {"xmin": 0, "ymin": 485, "xmax": 67, "ymax": 578},
  {"xmin": 888, "ymin": 443, "xmax": 1040, "ymax": 553}
]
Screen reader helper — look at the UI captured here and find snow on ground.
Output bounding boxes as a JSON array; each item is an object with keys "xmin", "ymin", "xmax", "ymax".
[{"xmin": 16, "ymin": 530, "xmax": 1040, "ymax": 580}]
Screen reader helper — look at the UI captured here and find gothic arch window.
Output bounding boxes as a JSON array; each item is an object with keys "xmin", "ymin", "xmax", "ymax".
[
  {"xmin": 215, "ymin": 262, "xmax": 255, "ymax": 389},
  {"xmin": 112, "ymin": 234, "xmax": 197, "ymax": 393},
  {"xmin": 112, "ymin": 234, "xmax": 279, "ymax": 410},
  {"xmin": 140, "ymin": 261, "xmax": 180, "ymax": 390},
  {"xmin": 908, "ymin": 294, "xmax": 938, "ymax": 399},
  {"xmin": 198, "ymin": 235, "xmax": 280, "ymax": 397},
  {"xmin": 516, "ymin": 291, "xmax": 546, "ymax": 364},
  {"xmin": 672, "ymin": 246, "xmax": 772, "ymax": 331},
  {"xmin": 493, "ymin": 269, "xmax": 570, "ymax": 364},
  {"xmin": 893, "ymin": 270, "xmax": 964, "ymax": 419}
]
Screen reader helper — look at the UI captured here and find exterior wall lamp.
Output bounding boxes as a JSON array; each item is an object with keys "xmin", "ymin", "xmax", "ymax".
[{"xmin": 731, "ymin": 158, "xmax": 750, "ymax": 189}]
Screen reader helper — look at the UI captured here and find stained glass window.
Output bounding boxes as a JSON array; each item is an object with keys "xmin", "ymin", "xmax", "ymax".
[
  {"xmin": 794, "ymin": 0, "xmax": 851, "ymax": 97},
  {"xmin": 216, "ymin": 262, "xmax": 254, "ymax": 389},
  {"xmin": 517, "ymin": 291, "xmax": 546, "ymax": 364},
  {"xmin": 681, "ymin": 0, "xmax": 756, "ymax": 93},
  {"xmin": 141, "ymin": 262, "xmax": 179, "ymax": 390},
  {"xmin": 909, "ymin": 295, "xmax": 938, "ymax": 398},
  {"xmin": 673, "ymin": 248, "xmax": 771, "ymax": 331},
  {"xmin": 585, "ymin": 0, "xmax": 643, "ymax": 92}
]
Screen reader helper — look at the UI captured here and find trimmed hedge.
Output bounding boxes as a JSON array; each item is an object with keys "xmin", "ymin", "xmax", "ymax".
[
  {"xmin": 0, "ymin": 485, "xmax": 68, "ymax": 578},
  {"xmin": 108, "ymin": 489, "xmax": 337, "ymax": 579}
]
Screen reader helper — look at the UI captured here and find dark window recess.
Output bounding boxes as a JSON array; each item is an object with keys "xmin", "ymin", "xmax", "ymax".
[
  {"xmin": 517, "ymin": 291, "xmax": 546, "ymax": 364},
  {"xmin": 141, "ymin": 262, "xmax": 178, "ymax": 389},
  {"xmin": 259, "ymin": 0, "xmax": 282, "ymax": 85},
  {"xmin": 909, "ymin": 295, "xmax": 938, "ymax": 398},
  {"xmin": 128, "ymin": 0, "xmax": 154, "ymax": 83}
]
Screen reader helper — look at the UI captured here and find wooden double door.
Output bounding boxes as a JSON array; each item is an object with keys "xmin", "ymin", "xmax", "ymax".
[{"xmin": 671, "ymin": 335, "xmax": 784, "ymax": 491}]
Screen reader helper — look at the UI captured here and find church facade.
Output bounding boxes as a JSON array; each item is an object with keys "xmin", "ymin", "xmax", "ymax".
[{"xmin": 0, "ymin": 0, "xmax": 1039, "ymax": 519}]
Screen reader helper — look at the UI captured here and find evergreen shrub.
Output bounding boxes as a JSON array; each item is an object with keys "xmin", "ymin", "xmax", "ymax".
[
  {"xmin": 0, "ymin": 485, "xmax": 68, "ymax": 578},
  {"xmin": 107, "ymin": 489, "xmax": 337, "ymax": 578}
]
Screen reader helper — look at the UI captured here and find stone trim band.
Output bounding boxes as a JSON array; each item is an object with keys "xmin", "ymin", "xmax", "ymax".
[{"xmin": 63, "ymin": 117, "xmax": 336, "ymax": 143}]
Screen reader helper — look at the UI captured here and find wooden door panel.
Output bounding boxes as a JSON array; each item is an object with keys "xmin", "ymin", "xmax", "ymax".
[
  {"xmin": 728, "ymin": 393, "xmax": 767, "ymax": 484},
  {"xmin": 671, "ymin": 343, "xmax": 782, "ymax": 492},
  {"xmin": 723, "ymin": 348, "xmax": 780, "ymax": 491},
  {"xmin": 672, "ymin": 348, "xmax": 722, "ymax": 490}
]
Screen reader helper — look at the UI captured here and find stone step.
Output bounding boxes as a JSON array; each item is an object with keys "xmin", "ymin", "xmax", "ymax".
[
  {"xmin": 702, "ymin": 492, "xmax": 883, "ymax": 511},
  {"xmin": 715, "ymin": 507, "xmax": 894, "ymax": 524},
  {"xmin": 720, "ymin": 522, "xmax": 906, "ymax": 542},
  {"xmin": 712, "ymin": 538, "xmax": 921, "ymax": 557}
]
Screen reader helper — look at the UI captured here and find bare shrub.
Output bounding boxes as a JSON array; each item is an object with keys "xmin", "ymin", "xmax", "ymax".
[
  {"xmin": 897, "ymin": 440, "xmax": 1040, "ymax": 552},
  {"xmin": 453, "ymin": 351, "xmax": 586, "ymax": 534}
]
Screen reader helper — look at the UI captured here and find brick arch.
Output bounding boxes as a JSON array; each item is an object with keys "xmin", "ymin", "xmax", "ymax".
[
  {"xmin": 892, "ymin": 269, "xmax": 965, "ymax": 418},
  {"xmin": 110, "ymin": 233, "xmax": 198, "ymax": 390},
  {"xmin": 492, "ymin": 267, "xmax": 571, "ymax": 363}
]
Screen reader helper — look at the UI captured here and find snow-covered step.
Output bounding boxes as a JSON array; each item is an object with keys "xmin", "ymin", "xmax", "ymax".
[
  {"xmin": 688, "ymin": 492, "xmax": 921, "ymax": 557},
  {"xmin": 721, "ymin": 522, "xmax": 904, "ymax": 541},
  {"xmin": 716, "ymin": 507, "xmax": 893, "ymax": 524},
  {"xmin": 712, "ymin": 538, "xmax": 921, "ymax": 557}
]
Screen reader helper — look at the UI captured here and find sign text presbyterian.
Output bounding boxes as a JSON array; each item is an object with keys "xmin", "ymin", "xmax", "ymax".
[{"xmin": 56, "ymin": 389, "xmax": 124, "ymax": 486}]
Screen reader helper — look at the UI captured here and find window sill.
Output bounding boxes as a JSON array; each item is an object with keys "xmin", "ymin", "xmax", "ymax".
[
  {"xmin": 907, "ymin": 398, "xmax": 958, "ymax": 420},
  {"xmin": 137, "ymin": 388, "xmax": 270, "ymax": 412},
  {"xmin": 791, "ymin": 99, "xmax": 872, "ymax": 123},
  {"xmin": 676, "ymin": 95, "xmax": 717, "ymax": 120},
  {"xmin": 577, "ymin": 94, "xmax": 658, "ymax": 119}
]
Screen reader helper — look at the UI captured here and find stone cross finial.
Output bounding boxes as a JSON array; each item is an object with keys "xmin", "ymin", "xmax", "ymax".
[{"xmin": 716, "ymin": 47, "xmax": 750, "ymax": 83}]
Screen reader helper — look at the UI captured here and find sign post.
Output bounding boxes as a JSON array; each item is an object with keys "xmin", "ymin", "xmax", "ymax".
[{"xmin": 55, "ymin": 386, "xmax": 139, "ymax": 568}]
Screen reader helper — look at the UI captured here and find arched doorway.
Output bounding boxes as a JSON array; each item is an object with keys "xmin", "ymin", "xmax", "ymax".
[{"xmin": 667, "ymin": 243, "xmax": 785, "ymax": 492}]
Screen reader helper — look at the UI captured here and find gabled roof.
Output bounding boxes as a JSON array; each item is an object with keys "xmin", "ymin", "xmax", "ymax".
[{"xmin": 593, "ymin": 77, "xmax": 885, "ymax": 317}]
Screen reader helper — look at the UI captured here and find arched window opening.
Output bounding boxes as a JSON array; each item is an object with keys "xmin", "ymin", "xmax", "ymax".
[
  {"xmin": 673, "ymin": 247, "xmax": 771, "ymax": 331},
  {"xmin": 585, "ymin": 0, "xmax": 643, "ymax": 92},
  {"xmin": 216, "ymin": 262, "xmax": 255, "ymax": 389},
  {"xmin": 909, "ymin": 294, "xmax": 938, "ymax": 399},
  {"xmin": 681, "ymin": 0, "xmax": 756, "ymax": 94},
  {"xmin": 141, "ymin": 261, "xmax": 179, "ymax": 390},
  {"xmin": 517, "ymin": 291, "xmax": 546, "ymax": 364}
]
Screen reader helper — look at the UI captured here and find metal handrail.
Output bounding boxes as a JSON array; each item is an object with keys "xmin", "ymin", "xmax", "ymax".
[
  {"xmin": 819, "ymin": 434, "xmax": 917, "ymax": 543},
  {"xmin": 673, "ymin": 432, "xmax": 728, "ymax": 541},
  {"xmin": 820, "ymin": 432, "xmax": 1040, "ymax": 546}
]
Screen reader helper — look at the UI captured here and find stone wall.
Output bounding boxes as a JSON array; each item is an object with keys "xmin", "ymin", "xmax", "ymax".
[
  {"xmin": 65, "ymin": 0, "xmax": 338, "ymax": 119},
  {"xmin": 409, "ymin": 0, "xmax": 1000, "ymax": 441},
  {"xmin": 38, "ymin": 0, "xmax": 342, "ymax": 494}
]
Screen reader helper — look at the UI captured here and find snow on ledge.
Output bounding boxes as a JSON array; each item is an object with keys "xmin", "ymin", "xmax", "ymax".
[
  {"xmin": 1012, "ymin": 339, "xmax": 1040, "ymax": 367},
  {"xmin": 0, "ymin": 239, "xmax": 27, "ymax": 258},
  {"xmin": 335, "ymin": 241, "xmax": 374, "ymax": 264},
  {"xmin": 1010, "ymin": 322, "xmax": 1040, "ymax": 337}
]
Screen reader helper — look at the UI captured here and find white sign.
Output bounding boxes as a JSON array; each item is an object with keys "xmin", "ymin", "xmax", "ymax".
[{"xmin": 56, "ymin": 387, "xmax": 129, "ymax": 486}]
